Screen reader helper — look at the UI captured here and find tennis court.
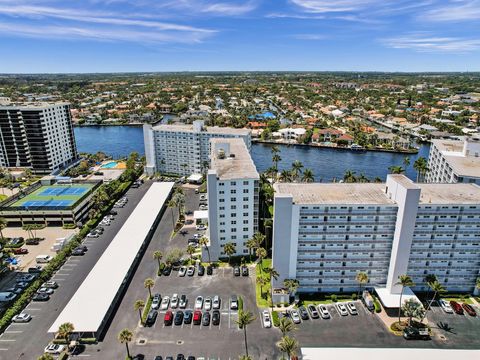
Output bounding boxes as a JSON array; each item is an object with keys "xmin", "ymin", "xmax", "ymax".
[
  {"xmin": 22, "ymin": 199, "xmax": 73, "ymax": 207},
  {"xmin": 39, "ymin": 187, "xmax": 88, "ymax": 196}
]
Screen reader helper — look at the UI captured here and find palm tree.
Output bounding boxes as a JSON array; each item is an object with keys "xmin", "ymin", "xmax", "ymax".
[
  {"xmin": 167, "ymin": 199, "xmax": 177, "ymax": 229},
  {"xmin": 57, "ymin": 322, "xmax": 74, "ymax": 340},
  {"xmin": 403, "ymin": 157, "xmax": 411, "ymax": 169},
  {"xmin": 246, "ymin": 238, "xmax": 257, "ymax": 262},
  {"xmin": 291, "ymin": 160, "xmax": 303, "ymax": 180},
  {"xmin": 423, "ymin": 274, "xmax": 437, "ymax": 308},
  {"xmin": 357, "ymin": 173, "xmax": 369, "ymax": 183},
  {"xmin": 277, "ymin": 335, "xmax": 299, "ymax": 360},
  {"xmin": 223, "ymin": 242, "xmax": 236, "ymax": 263},
  {"xmin": 252, "ymin": 232, "xmax": 265, "ymax": 250},
  {"xmin": 238, "ymin": 355, "xmax": 252, "ymax": 360},
  {"xmin": 272, "ymin": 154, "xmax": 282, "ymax": 172},
  {"xmin": 278, "ymin": 169, "xmax": 292, "ymax": 183},
  {"xmin": 413, "ymin": 157, "xmax": 429, "ymax": 182},
  {"xmin": 388, "ymin": 165, "xmax": 405, "ymax": 174},
  {"xmin": 186, "ymin": 244, "xmax": 196, "ymax": 264},
  {"xmin": 396, "ymin": 274, "xmax": 415, "ymax": 324},
  {"xmin": 422, "ymin": 280, "xmax": 445, "ymax": 322},
  {"xmin": 144, "ymin": 278, "xmax": 155, "ymax": 299},
  {"xmin": 343, "ymin": 170, "xmax": 357, "ymax": 183},
  {"xmin": 256, "ymin": 276, "xmax": 269, "ymax": 299},
  {"xmin": 173, "ymin": 192, "xmax": 185, "ymax": 218},
  {"xmin": 283, "ymin": 279, "xmax": 299, "ymax": 296},
  {"xmin": 153, "ymin": 251, "xmax": 163, "ymax": 273},
  {"xmin": 37, "ymin": 354, "xmax": 55, "ymax": 360},
  {"xmin": 256, "ymin": 248, "xmax": 267, "ymax": 273},
  {"xmin": 118, "ymin": 328, "xmax": 133, "ymax": 359},
  {"xmin": 301, "ymin": 168, "xmax": 314, "ymax": 182},
  {"xmin": 356, "ymin": 271, "xmax": 369, "ymax": 296},
  {"xmin": 265, "ymin": 267, "xmax": 279, "ymax": 310},
  {"xmin": 134, "ymin": 299, "xmax": 145, "ymax": 325},
  {"xmin": 0, "ymin": 217, "xmax": 7, "ymax": 240},
  {"xmin": 198, "ymin": 236, "xmax": 210, "ymax": 263},
  {"xmin": 278, "ymin": 317, "xmax": 296, "ymax": 336},
  {"xmin": 235, "ymin": 309, "xmax": 256, "ymax": 357}
]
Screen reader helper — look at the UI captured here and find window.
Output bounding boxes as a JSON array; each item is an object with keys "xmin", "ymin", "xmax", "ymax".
[
  {"xmin": 231, "ymin": 181, "xmax": 236, "ymax": 186},
  {"xmin": 243, "ymin": 227, "xmax": 249, "ymax": 231},
  {"xmin": 231, "ymin": 190, "xmax": 236, "ymax": 194},
  {"xmin": 243, "ymin": 181, "xmax": 249, "ymax": 185},
  {"xmin": 231, "ymin": 197, "xmax": 236, "ymax": 202},
  {"xmin": 243, "ymin": 205, "xmax": 249, "ymax": 209},
  {"xmin": 219, "ymin": 199, "xmax": 225, "ymax": 203},
  {"xmin": 243, "ymin": 220, "xmax": 249, "ymax": 224},
  {"xmin": 231, "ymin": 213, "xmax": 237, "ymax": 217},
  {"xmin": 243, "ymin": 212, "xmax": 248, "ymax": 217},
  {"xmin": 231, "ymin": 221, "xmax": 237, "ymax": 225},
  {"xmin": 243, "ymin": 197, "xmax": 249, "ymax": 201},
  {"xmin": 231, "ymin": 228, "xmax": 237, "ymax": 232},
  {"xmin": 231, "ymin": 205, "xmax": 236, "ymax": 210},
  {"xmin": 243, "ymin": 189, "xmax": 249, "ymax": 193}
]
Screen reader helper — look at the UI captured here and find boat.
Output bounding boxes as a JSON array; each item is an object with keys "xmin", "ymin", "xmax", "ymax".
[{"xmin": 350, "ymin": 144, "xmax": 366, "ymax": 151}]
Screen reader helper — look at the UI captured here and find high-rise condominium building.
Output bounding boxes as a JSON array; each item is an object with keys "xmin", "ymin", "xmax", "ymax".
[
  {"xmin": 0, "ymin": 102, "xmax": 78, "ymax": 173},
  {"xmin": 206, "ymin": 138, "xmax": 259, "ymax": 261},
  {"xmin": 272, "ymin": 174, "xmax": 480, "ymax": 307},
  {"xmin": 426, "ymin": 137, "xmax": 480, "ymax": 184},
  {"xmin": 143, "ymin": 120, "xmax": 251, "ymax": 176}
]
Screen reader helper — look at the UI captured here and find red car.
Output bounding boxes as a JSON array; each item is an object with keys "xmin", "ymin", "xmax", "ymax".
[
  {"xmin": 462, "ymin": 303, "xmax": 477, "ymax": 317},
  {"xmin": 13, "ymin": 248, "xmax": 28, "ymax": 255},
  {"xmin": 193, "ymin": 310, "xmax": 202, "ymax": 325},
  {"xmin": 164, "ymin": 310, "xmax": 173, "ymax": 326},
  {"xmin": 449, "ymin": 301, "xmax": 464, "ymax": 315}
]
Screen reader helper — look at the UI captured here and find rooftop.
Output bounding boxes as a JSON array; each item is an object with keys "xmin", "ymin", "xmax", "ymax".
[
  {"xmin": 432, "ymin": 139, "xmax": 480, "ymax": 178},
  {"xmin": 151, "ymin": 123, "xmax": 250, "ymax": 136},
  {"xmin": 418, "ymin": 183, "xmax": 480, "ymax": 204},
  {"xmin": 210, "ymin": 138, "xmax": 259, "ymax": 180},
  {"xmin": 274, "ymin": 183, "xmax": 394, "ymax": 205},
  {"xmin": 0, "ymin": 102, "xmax": 69, "ymax": 109}
]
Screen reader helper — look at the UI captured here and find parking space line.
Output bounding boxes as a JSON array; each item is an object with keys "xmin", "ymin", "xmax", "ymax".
[
  {"xmin": 4, "ymin": 330, "xmax": 22, "ymax": 334},
  {"xmin": 0, "ymin": 339, "xmax": 16, "ymax": 342},
  {"xmin": 0, "ymin": 348, "xmax": 9, "ymax": 351}
]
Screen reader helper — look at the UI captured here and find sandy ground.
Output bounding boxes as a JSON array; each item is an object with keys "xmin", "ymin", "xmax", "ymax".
[{"xmin": 0, "ymin": 187, "xmax": 19, "ymax": 198}]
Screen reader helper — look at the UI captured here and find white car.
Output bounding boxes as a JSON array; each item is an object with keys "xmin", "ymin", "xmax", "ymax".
[
  {"xmin": 160, "ymin": 296, "xmax": 170, "ymax": 310},
  {"xmin": 43, "ymin": 281, "xmax": 58, "ymax": 289},
  {"xmin": 439, "ymin": 299, "xmax": 454, "ymax": 314},
  {"xmin": 204, "ymin": 297, "xmax": 212, "ymax": 311},
  {"xmin": 318, "ymin": 305, "xmax": 330, "ymax": 319},
  {"xmin": 37, "ymin": 287, "xmax": 54, "ymax": 295},
  {"xmin": 262, "ymin": 310, "xmax": 272, "ymax": 328},
  {"xmin": 44, "ymin": 344, "xmax": 65, "ymax": 354},
  {"xmin": 179, "ymin": 295, "xmax": 187, "ymax": 308},
  {"xmin": 193, "ymin": 233, "xmax": 202, "ymax": 240},
  {"xmin": 151, "ymin": 293, "xmax": 161, "ymax": 310},
  {"xmin": 178, "ymin": 266, "xmax": 187, "ymax": 277},
  {"xmin": 199, "ymin": 205, "xmax": 208, "ymax": 211},
  {"xmin": 86, "ymin": 232, "xmax": 99, "ymax": 238},
  {"xmin": 199, "ymin": 194, "xmax": 207, "ymax": 201},
  {"xmin": 347, "ymin": 302, "xmax": 358, "ymax": 315},
  {"xmin": 337, "ymin": 303, "xmax": 349, "ymax": 316},
  {"xmin": 195, "ymin": 296, "xmax": 204, "ymax": 310},
  {"xmin": 290, "ymin": 309, "xmax": 301, "ymax": 324},
  {"xmin": 186, "ymin": 266, "xmax": 195, "ymax": 276},
  {"xmin": 196, "ymin": 224, "xmax": 207, "ymax": 231},
  {"xmin": 171, "ymin": 293, "xmax": 179, "ymax": 309},
  {"xmin": 12, "ymin": 313, "xmax": 31, "ymax": 323},
  {"xmin": 212, "ymin": 295, "xmax": 221, "ymax": 309}
]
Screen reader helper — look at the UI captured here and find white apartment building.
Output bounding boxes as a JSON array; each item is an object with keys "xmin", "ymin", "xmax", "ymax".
[
  {"xmin": 272, "ymin": 175, "xmax": 480, "ymax": 307},
  {"xmin": 144, "ymin": 120, "xmax": 251, "ymax": 176},
  {"xmin": 0, "ymin": 102, "xmax": 78, "ymax": 173},
  {"xmin": 206, "ymin": 138, "xmax": 259, "ymax": 261},
  {"xmin": 427, "ymin": 137, "xmax": 480, "ymax": 184}
]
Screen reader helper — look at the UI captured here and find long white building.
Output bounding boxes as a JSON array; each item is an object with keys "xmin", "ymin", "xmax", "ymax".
[
  {"xmin": 427, "ymin": 137, "xmax": 480, "ymax": 184},
  {"xmin": 272, "ymin": 175, "xmax": 480, "ymax": 307},
  {"xmin": 144, "ymin": 120, "xmax": 251, "ymax": 176},
  {"xmin": 206, "ymin": 138, "xmax": 259, "ymax": 261},
  {"xmin": 0, "ymin": 102, "xmax": 78, "ymax": 173}
]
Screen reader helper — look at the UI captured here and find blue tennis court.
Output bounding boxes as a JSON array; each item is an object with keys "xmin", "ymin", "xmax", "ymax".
[
  {"xmin": 23, "ymin": 199, "xmax": 74, "ymax": 207},
  {"xmin": 39, "ymin": 187, "xmax": 88, "ymax": 196}
]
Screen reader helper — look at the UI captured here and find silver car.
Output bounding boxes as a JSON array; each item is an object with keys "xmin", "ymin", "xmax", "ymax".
[
  {"xmin": 12, "ymin": 313, "xmax": 31, "ymax": 323},
  {"xmin": 151, "ymin": 293, "xmax": 161, "ymax": 310},
  {"xmin": 290, "ymin": 309, "xmax": 301, "ymax": 324}
]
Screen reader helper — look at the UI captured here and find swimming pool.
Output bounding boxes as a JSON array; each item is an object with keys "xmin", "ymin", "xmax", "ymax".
[{"xmin": 101, "ymin": 161, "xmax": 118, "ymax": 169}]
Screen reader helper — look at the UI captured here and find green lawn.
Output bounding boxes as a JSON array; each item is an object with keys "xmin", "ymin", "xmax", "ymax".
[
  {"xmin": 0, "ymin": 194, "xmax": 7, "ymax": 202},
  {"xmin": 255, "ymin": 259, "xmax": 272, "ymax": 307},
  {"xmin": 442, "ymin": 296, "xmax": 474, "ymax": 305}
]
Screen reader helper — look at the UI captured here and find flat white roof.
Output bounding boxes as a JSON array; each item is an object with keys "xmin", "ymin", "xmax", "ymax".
[
  {"xmin": 187, "ymin": 174, "xmax": 203, "ymax": 181},
  {"xmin": 194, "ymin": 210, "xmax": 208, "ymax": 219},
  {"xmin": 375, "ymin": 287, "xmax": 419, "ymax": 308},
  {"xmin": 301, "ymin": 348, "xmax": 480, "ymax": 360},
  {"xmin": 48, "ymin": 182, "xmax": 174, "ymax": 334}
]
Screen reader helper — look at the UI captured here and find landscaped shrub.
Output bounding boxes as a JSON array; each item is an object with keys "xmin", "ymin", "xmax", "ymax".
[
  {"xmin": 372, "ymin": 295, "xmax": 382, "ymax": 313},
  {"xmin": 238, "ymin": 296, "xmax": 244, "ymax": 311},
  {"xmin": 58, "ymin": 351, "xmax": 69, "ymax": 360},
  {"xmin": 141, "ymin": 296, "xmax": 153, "ymax": 324},
  {"xmin": 62, "ymin": 223, "xmax": 76, "ymax": 229},
  {"xmin": 272, "ymin": 311, "xmax": 280, "ymax": 327},
  {"xmin": 351, "ymin": 293, "xmax": 358, "ymax": 300},
  {"xmin": 330, "ymin": 294, "xmax": 337, "ymax": 302}
]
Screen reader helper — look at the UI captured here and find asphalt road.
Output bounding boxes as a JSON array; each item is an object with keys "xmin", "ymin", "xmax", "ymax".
[{"xmin": 0, "ymin": 181, "xmax": 153, "ymax": 359}]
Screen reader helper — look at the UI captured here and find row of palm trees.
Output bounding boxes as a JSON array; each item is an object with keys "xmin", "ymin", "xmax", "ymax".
[{"xmin": 270, "ymin": 146, "xmax": 314, "ymax": 183}]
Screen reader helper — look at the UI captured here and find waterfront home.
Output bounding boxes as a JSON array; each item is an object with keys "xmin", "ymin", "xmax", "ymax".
[
  {"xmin": 375, "ymin": 132, "xmax": 410, "ymax": 149},
  {"xmin": 314, "ymin": 128, "xmax": 343, "ymax": 142},
  {"xmin": 278, "ymin": 128, "xmax": 306, "ymax": 141}
]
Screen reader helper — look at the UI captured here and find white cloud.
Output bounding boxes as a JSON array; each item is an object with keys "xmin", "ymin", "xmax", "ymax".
[
  {"xmin": 423, "ymin": 0, "xmax": 480, "ymax": 21},
  {"xmin": 289, "ymin": 0, "xmax": 377, "ymax": 13},
  {"xmin": 292, "ymin": 34, "xmax": 327, "ymax": 40},
  {"xmin": 381, "ymin": 33, "xmax": 480, "ymax": 52}
]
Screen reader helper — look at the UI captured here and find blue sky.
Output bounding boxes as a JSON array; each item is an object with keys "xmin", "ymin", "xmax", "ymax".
[{"xmin": 0, "ymin": 0, "xmax": 479, "ymax": 73}]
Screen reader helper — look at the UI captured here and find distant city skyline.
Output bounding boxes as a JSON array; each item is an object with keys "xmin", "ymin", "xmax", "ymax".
[{"xmin": 0, "ymin": 0, "xmax": 480, "ymax": 73}]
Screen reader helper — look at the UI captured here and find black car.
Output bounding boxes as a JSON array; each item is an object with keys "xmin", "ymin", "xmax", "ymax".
[
  {"xmin": 109, "ymin": 210, "xmax": 118, "ymax": 216},
  {"xmin": 212, "ymin": 310, "xmax": 220, "ymax": 326},
  {"xmin": 165, "ymin": 357, "xmax": 174, "ymax": 360},
  {"xmin": 403, "ymin": 327, "xmax": 430, "ymax": 340},
  {"xmin": 32, "ymin": 293, "xmax": 50, "ymax": 301},
  {"xmin": 174, "ymin": 311, "xmax": 184, "ymax": 325},
  {"xmin": 162, "ymin": 266, "xmax": 172, "ymax": 276},
  {"xmin": 241, "ymin": 266, "xmax": 249, "ymax": 276},
  {"xmin": 72, "ymin": 248, "xmax": 85, "ymax": 256},
  {"xmin": 233, "ymin": 266, "xmax": 240, "ymax": 276},
  {"xmin": 187, "ymin": 356, "xmax": 195, "ymax": 360},
  {"xmin": 145, "ymin": 310, "xmax": 158, "ymax": 327},
  {"xmin": 28, "ymin": 266, "xmax": 43, "ymax": 274},
  {"xmin": 176, "ymin": 355, "xmax": 185, "ymax": 360},
  {"xmin": 154, "ymin": 357, "xmax": 163, "ymax": 360},
  {"xmin": 298, "ymin": 306, "xmax": 310, "ymax": 320},
  {"xmin": 75, "ymin": 245, "xmax": 88, "ymax": 252},
  {"xmin": 206, "ymin": 266, "xmax": 213, "ymax": 275},
  {"xmin": 25, "ymin": 239, "xmax": 39, "ymax": 245},
  {"xmin": 202, "ymin": 311, "xmax": 211, "ymax": 326},
  {"xmin": 183, "ymin": 310, "xmax": 193, "ymax": 324},
  {"xmin": 198, "ymin": 265, "xmax": 205, "ymax": 276},
  {"xmin": 96, "ymin": 227, "xmax": 105, "ymax": 233}
]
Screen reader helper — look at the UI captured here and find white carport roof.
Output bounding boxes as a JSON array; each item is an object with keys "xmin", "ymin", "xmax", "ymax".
[
  {"xmin": 193, "ymin": 210, "xmax": 208, "ymax": 220},
  {"xmin": 48, "ymin": 182, "xmax": 174, "ymax": 334}
]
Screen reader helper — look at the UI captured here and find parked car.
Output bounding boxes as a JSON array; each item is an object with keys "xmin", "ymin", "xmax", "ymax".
[
  {"xmin": 212, "ymin": 310, "xmax": 221, "ymax": 326},
  {"xmin": 171, "ymin": 294, "xmax": 179, "ymax": 309},
  {"xmin": 151, "ymin": 293, "xmax": 161, "ymax": 310},
  {"xmin": 179, "ymin": 294, "xmax": 187, "ymax": 309},
  {"xmin": 337, "ymin": 303, "xmax": 349, "ymax": 316},
  {"xmin": 202, "ymin": 311, "xmax": 211, "ymax": 326},
  {"xmin": 206, "ymin": 266, "xmax": 213, "ymax": 275},
  {"xmin": 164, "ymin": 310, "xmax": 173, "ymax": 326},
  {"xmin": 28, "ymin": 266, "xmax": 42, "ymax": 274},
  {"xmin": 241, "ymin": 266, "xmax": 249, "ymax": 276},
  {"xmin": 198, "ymin": 265, "xmax": 205, "ymax": 276},
  {"xmin": 196, "ymin": 224, "xmax": 207, "ymax": 231},
  {"xmin": 145, "ymin": 309, "xmax": 158, "ymax": 327},
  {"xmin": 233, "ymin": 266, "xmax": 240, "ymax": 277},
  {"xmin": 44, "ymin": 344, "xmax": 65, "ymax": 354},
  {"xmin": 33, "ymin": 293, "xmax": 50, "ymax": 301},
  {"xmin": 199, "ymin": 205, "xmax": 208, "ymax": 211},
  {"xmin": 25, "ymin": 239, "xmax": 39, "ymax": 245},
  {"xmin": 347, "ymin": 302, "xmax": 358, "ymax": 315},
  {"xmin": 12, "ymin": 313, "xmax": 31, "ymax": 323},
  {"xmin": 307, "ymin": 304, "xmax": 319, "ymax": 319},
  {"xmin": 174, "ymin": 310, "xmax": 184, "ymax": 325},
  {"xmin": 199, "ymin": 194, "xmax": 207, "ymax": 201},
  {"xmin": 439, "ymin": 299, "xmax": 453, "ymax": 314},
  {"xmin": 449, "ymin": 301, "xmax": 464, "ymax": 315},
  {"xmin": 262, "ymin": 310, "xmax": 272, "ymax": 328},
  {"xmin": 230, "ymin": 295, "xmax": 238, "ymax": 310},
  {"xmin": 186, "ymin": 266, "xmax": 195, "ymax": 276},
  {"xmin": 37, "ymin": 287, "xmax": 54, "ymax": 295},
  {"xmin": 43, "ymin": 280, "xmax": 58, "ymax": 289},
  {"xmin": 162, "ymin": 266, "xmax": 172, "ymax": 276},
  {"xmin": 462, "ymin": 303, "xmax": 477, "ymax": 317},
  {"xmin": 17, "ymin": 274, "xmax": 36, "ymax": 282},
  {"xmin": 86, "ymin": 232, "xmax": 99, "ymax": 238},
  {"xmin": 298, "ymin": 306, "xmax": 309, "ymax": 320},
  {"xmin": 403, "ymin": 326, "xmax": 430, "ymax": 340},
  {"xmin": 193, "ymin": 310, "xmax": 202, "ymax": 325},
  {"xmin": 183, "ymin": 310, "xmax": 193, "ymax": 324},
  {"xmin": 195, "ymin": 296, "xmax": 204, "ymax": 310},
  {"xmin": 13, "ymin": 248, "xmax": 28, "ymax": 255},
  {"xmin": 72, "ymin": 248, "xmax": 85, "ymax": 256},
  {"xmin": 178, "ymin": 266, "xmax": 187, "ymax": 277},
  {"xmin": 319, "ymin": 305, "xmax": 337, "ymax": 325},
  {"xmin": 290, "ymin": 309, "xmax": 301, "ymax": 324},
  {"xmin": 109, "ymin": 210, "xmax": 118, "ymax": 215},
  {"xmin": 212, "ymin": 295, "xmax": 221, "ymax": 310},
  {"xmin": 161, "ymin": 296, "xmax": 170, "ymax": 310},
  {"xmin": 204, "ymin": 297, "xmax": 212, "ymax": 311}
]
